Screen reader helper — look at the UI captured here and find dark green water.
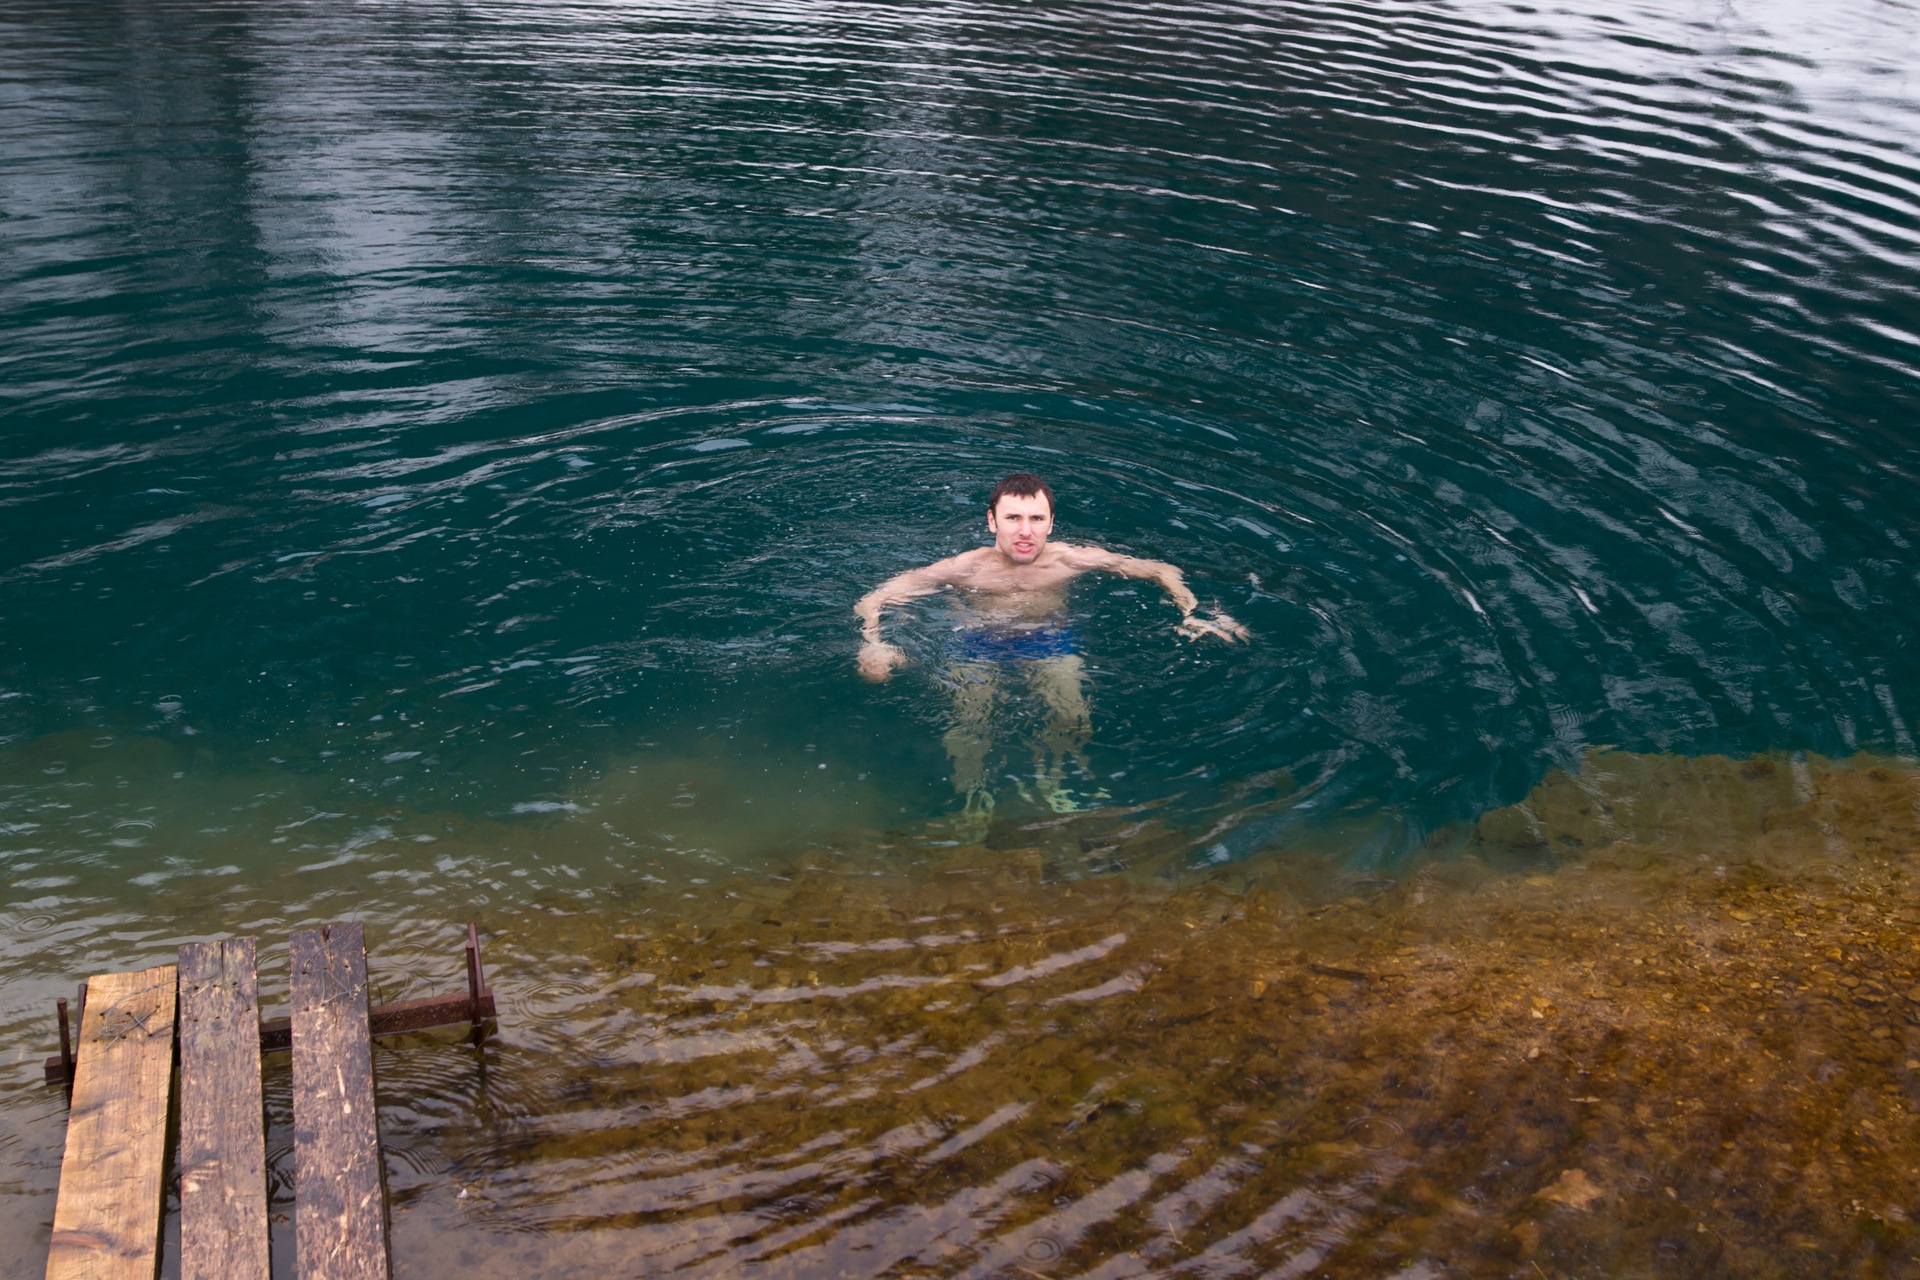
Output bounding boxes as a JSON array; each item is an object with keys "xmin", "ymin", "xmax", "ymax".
[
  {"xmin": 4, "ymin": 0, "xmax": 1920, "ymax": 1274},
  {"xmin": 5, "ymin": 0, "xmax": 1918, "ymax": 860}
]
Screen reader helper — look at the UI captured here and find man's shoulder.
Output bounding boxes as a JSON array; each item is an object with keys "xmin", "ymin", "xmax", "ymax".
[
  {"xmin": 943, "ymin": 547, "xmax": 998, "ymax": 570},
  {"xmin": 919, "ymin": 547, "xmax": 995, "ymax": 580},
  {"xmin": 1048, "ymin": 541, "xmax": 1120, "ymax": 568}
]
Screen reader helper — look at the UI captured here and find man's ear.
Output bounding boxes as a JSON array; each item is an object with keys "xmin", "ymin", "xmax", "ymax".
[{"xmin": 986, "ymin": 509, "xmax": 999, "ymax": 532}]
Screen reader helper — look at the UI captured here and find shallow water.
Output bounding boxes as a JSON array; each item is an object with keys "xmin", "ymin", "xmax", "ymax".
[
  {"xmin": 416, "ymin": 753, "xmax": 1920, "ymax": 1279},
  {"xmin": 4, "ymin": 0, "xmax": 1920, "ymax": 1273},
  {"xmin": 13, "ymin": 748, "xmax": 1920, "ymax": 1277}
]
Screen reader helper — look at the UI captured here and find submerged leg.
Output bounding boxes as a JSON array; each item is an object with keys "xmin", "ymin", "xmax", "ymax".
[
  {"xmin": 1025, "ymin": 655, "xmax": 1097, "ymax": 809},
  {"xmin": 939, "ymin": 660, "xmax": 1001, "ymax": 803}
]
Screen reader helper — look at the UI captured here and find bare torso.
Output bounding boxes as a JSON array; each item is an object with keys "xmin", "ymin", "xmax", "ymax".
[{"xmin": 940, "ymin": 543, "xmax": 1101, "ymax": 624}]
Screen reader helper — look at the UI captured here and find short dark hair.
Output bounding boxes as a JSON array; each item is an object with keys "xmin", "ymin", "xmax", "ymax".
[{"xmin": 988, "ymin": 473, "xmax": 1054, "ymax": 515}]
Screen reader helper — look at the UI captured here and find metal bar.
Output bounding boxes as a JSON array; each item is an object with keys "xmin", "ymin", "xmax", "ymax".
[
  {"xmin": 463, "ymin": 921, "xmax": 492, "ymax": 1043},
  {"xmin": 46, "ymin": 983, "xmax": 88, "ymax": 1086},
  {"xmin": 260, "ymin": 1016, "xmax": 291, "ymax": 1055},
  {"xmin": 47, "ymin": 925, "xmax": 496, "ymax": 1083},
  {"xmin": 56, "ymin": 997, "xmax": 72, "ymax": 1084}
]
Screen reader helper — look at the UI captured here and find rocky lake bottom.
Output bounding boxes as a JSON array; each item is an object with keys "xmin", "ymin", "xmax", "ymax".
[{"xmin": 225, "ymin": 749, "xmax": 1920, "ymax": 1279}]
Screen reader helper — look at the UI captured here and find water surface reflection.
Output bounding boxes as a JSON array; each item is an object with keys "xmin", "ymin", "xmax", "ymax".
[{"xmin": 5, "ymin": 0, "xmax": 1920, "ymax": 1272}]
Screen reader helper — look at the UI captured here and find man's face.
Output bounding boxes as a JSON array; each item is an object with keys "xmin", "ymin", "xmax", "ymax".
[{"xmin": 988, "ymin": 492, "xmax": 1053, "ymax": 564}]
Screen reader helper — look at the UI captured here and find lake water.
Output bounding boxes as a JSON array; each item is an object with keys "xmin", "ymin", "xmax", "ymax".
[{"xmin": 4, "ymin": 0, "xmax": 1920, "ymax": 1274}]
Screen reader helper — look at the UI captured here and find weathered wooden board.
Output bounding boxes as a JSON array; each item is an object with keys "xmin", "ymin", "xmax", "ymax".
[
  {"xmin": 291, "ymin": 923, "xmax": 391, "ymax": 1280},
  {"xmin": 177, "ymin": 938, "xmax": 270, "ymax": 1280},
  {"xmin": 45, "ymin": 964, "xmax": 178, "ymax": 1280}
]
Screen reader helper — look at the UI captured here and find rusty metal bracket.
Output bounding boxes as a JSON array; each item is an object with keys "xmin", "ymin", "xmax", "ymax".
[
  {"xmin": 46, "ymin": 922, "xmax": 497, "ymax": 1085},
  {"xmin": 464, "ymin": 920, "xmax": 493, "ymax": 1042},
  {"xmin": 49, "ymin": 982, "xmax": 86, "ymax": 1091}
]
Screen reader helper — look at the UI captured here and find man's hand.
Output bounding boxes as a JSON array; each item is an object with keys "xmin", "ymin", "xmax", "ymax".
[
  {"xmin": 1177, "ymin": 612, "xmax": 1251, "ymax": 644},
  {"xmin": 858, "ymin": 640, "xmax": 909, "ymax": 682}
]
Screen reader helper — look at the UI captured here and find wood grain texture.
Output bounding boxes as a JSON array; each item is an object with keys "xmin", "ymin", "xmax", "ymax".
[
  {"xmin": 45, "ymin": 964, "xmax": 178, "ymax": 1280},
  {"xmin": 177, "ymin": 938, "xmax": 269, "ymax": 1280},
  {"xmin": 291, "ymin": 923, "xmax": 391, "ymax": 1280}
]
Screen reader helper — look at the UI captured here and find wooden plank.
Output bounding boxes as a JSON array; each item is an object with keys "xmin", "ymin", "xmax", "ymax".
[
  {"xmin": 45, "ymin": 964, "xmax": 178, "ymax": 1280},
  {"xmin": 177, "ymin": 938, "xmax": 269, "ymax": 1280},
  {"xmin": 291, "ymin": 923, "xmax": 391, "ymax": 1280}
]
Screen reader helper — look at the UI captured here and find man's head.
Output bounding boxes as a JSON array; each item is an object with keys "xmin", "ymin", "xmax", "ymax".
[{"xmin": 987, "ymin": 473, "xmax": 1055, "ymax": 565}]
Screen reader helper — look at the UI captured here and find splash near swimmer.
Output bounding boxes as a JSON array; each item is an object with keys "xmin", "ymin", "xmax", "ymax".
[{"xmin": 854, "ymin": 473, "xmax": 1250, "ymax": 829}]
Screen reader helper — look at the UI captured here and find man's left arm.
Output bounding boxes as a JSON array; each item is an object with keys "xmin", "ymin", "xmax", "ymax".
[{"xmin": 1069, "ymin": 546, "xmax": 1251, "ymax": 643}]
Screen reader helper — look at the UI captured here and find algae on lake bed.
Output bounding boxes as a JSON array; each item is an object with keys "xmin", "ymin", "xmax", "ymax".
[{"xmin": 363, "ymin": 750, "xmax": 1920, "ymax": 1278}]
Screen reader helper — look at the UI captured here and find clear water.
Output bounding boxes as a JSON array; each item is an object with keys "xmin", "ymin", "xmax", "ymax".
[{"xmin": 4, "ymin": 0, "xmax": 1920, "ymax": 1274}]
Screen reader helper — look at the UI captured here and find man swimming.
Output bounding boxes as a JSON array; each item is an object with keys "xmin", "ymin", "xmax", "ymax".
[{"xmin": 854, "ymin": 473, "xmax": 1249, "ymax": 821}]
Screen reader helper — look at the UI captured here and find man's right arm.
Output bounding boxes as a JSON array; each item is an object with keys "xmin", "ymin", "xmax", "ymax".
[
  {"xmin": 1062, "ymin": 544, "xmax": 1250, "ymax": 643},
  {"xmin": 853, "ymin": 559, "xmax": 962, "ymax": 682}
]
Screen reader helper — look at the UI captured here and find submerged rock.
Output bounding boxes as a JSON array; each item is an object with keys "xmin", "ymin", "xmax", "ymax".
[
  {"xmin": 1472, "ymin": 749, "xmax": 1808, "ymax": 859},
  {"xmin": 1536, "ymin": 1167, "xmax": 1606, "ymax": 1211}
]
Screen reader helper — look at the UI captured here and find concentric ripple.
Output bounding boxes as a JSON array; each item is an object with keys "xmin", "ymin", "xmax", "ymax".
[
  {"xmin": 4, "ymin": 0, "xmax": 1918, "ymax": 871},
  {"xmin": 3, "ymin": 0, "xmax": 1920, "ymax": 1273}
]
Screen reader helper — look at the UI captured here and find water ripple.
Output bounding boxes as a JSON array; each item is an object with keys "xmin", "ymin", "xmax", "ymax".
[{"xmin": 3, "ymin": 0, "xmax": 1920, "ymax": 1270}]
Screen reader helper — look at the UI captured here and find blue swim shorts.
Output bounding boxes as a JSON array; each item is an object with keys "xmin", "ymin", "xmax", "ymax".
[{"xmin": 954, "ymin": 624, "xmax": 1078, "ymax": 663}]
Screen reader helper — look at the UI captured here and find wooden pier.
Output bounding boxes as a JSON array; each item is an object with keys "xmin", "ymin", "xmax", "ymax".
[
  {"xmin": 291, "ymin": 924, "xmax": 391, "ymax": 1280},
  {"xmin": 42, "ymin": 924, "xmax": 495, "ymax": 1279},
  {"xmin": 179, "ymin": 938, "xmax": 269, "ymax": 1280},
  {"xmin": 46, "ymin": 965, "xmax": 177, "ymax": 1280}
]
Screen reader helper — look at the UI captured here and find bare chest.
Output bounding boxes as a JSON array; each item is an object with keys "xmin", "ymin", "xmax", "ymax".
[
  {"xmin": 953, "ymin": 558, "xmax": 1080, "ymax": 618},
  {"xmin": 964, "ymin": 558, "xmax": 1079, "ymax": 592}
]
